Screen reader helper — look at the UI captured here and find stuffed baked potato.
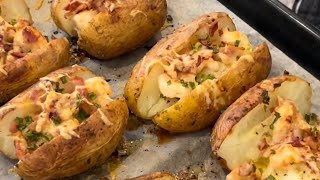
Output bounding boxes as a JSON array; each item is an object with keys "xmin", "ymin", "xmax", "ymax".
[
  {"xmin": 51, "ymin": 0, "xmax": 167, "ymax": 60},
  {"xmin": 211, "ymin": 75, "xmax": 320, "ymax": 179},
  {"xmin": 0, "ymin": 15, "xmax": 70, "ymax": 104},
  {"xmin": 0, "ymin": 65, "xmax": 128, "ymax": 179},
  {"xmin": 124, "ymin": 12, "xmax": 272, "ymax": 132}
]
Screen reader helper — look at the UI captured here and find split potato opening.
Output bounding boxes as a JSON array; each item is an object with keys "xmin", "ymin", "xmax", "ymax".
[{"xmin": 212, "ymin": 75, "xmax": 320, "ymax": 179}]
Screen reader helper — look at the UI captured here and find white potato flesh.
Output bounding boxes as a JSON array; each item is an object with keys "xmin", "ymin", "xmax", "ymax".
[
  {"xmin": 217, "ymin": 78, "xmax": 312, "ymax": 169},
  {"xmin": 0, "ymin": 0, "xmax": 32, "ymax": 22},
  {"xmin": 0, "ymin": 104, "xmax": 42, "ymax": 159},
  {"xmin": 51, "ymin": 0, "xmax": 76, "ymax": 36}
]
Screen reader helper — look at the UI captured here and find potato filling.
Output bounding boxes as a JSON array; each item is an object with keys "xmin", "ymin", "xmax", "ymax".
[
  {"xmin": 226, "ymin": 99, "xmax": 320, "ymax": 180},
  {"xmin": 9, "ymin": 74, "xmax": 112, "ymax": 158},
  {"xmin": 138, "ymin": 25, "xmax": 254, "ymax": 118},
  {"xmin": 0, "ymin": 17, "xmax": 47, "ymax": 75}
]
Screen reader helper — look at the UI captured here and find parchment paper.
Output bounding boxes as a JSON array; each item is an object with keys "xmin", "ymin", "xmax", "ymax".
[{"xmin": 0, "ymin": 0, "xmax": 319, "ymax": 179}]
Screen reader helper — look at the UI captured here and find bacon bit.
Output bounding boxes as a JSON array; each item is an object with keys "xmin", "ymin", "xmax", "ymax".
[
  {"xmin": 73, "ymin": 76, "xmax": 85, "ymax": 86},
  {"xmin": 196, "ymin": 56, "xmax": 202, "ymax": 67},
  {"xmin": 35, "ymin": 0, "xmax": 44, "ymax": 10},
  {"xmin": 209, "ymin": 22, "xmax": 218, "ymax": 36},
  {"xmin": 290, "ymin": 137, "xmax": 303, "ymax": 147},
  {"xmin": 9, "ymin": 121, "xmax": 18, "ymax": 133},
  {"xmin": 23, "ymin": 27, "xmax": 39, "ymax": 43},
  {"xmin": 64, "ymin": 1, "xmax": 91, "ymax": 17},
  {"xmin": 77, "ymin": 88, "xmax": 88, "ymax": 98},
  {"xmin": 258, "ymin": 138, "xmax": 268, "ymax": 150},
  {"xmin": 11, "ymin": 52, "xmax": 26, "ymax": 58},
  {"xmin": 3, "ymin": 44, "xmax": 13, "ymax": 52},
  {"xmin": 0, "ymin": 34, "xmax": 3, "ymax": 41}
]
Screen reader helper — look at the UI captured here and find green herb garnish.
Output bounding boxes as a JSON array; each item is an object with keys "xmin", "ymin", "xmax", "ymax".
[
  {"xmin": 27, "ymin": 143, "xmax": 38, "ymax": 150},
  {"xmin": 180, "ymin": 80, "xmax": 189, "ymax": 88},
  {"xmin": 88, "ymin": 92, "xmax": 97, "ymax": 101},
  {"xmin": 76, "ymin": 93, "xmax": 83, "ymax": 107},
  {"xmin": 52, "ymin": 116, "xmax": 61, "ymax": 126},
  {"xmin": 167, "ymin": 80, "xmax": 172, "ymax": 85},
  {"xmin": 270, "ymin": 112, "xmax": 281, "ymax": 130},
  {"xmin": 234, "ymin": 40, "xmax": 241, "ymax": 47},
  {"xmin": 189, "ymin": 82, "xmax": 196, "ymax": 89},
  {"xmin": 305, "ymin": 113, "xmax": 318, "ymax": 125},
  {"xmin": 76, "ymin": 109, "xmax": 89, "ymax": 122},
  {"xmin": 60, "ymin": 76, "xmax": 67, "ymax": 84},
  {"xmin": 160, "ymin": 93, "xmax": 166, "ymax": 99},
  {"xmin": 196, "ymin": 74, "xmax": 215, "ymax": 84},
  {"xmin": 54, "ymin": 82, "xmax": 64, "ymax": 93},
  {"xmin": 192, "ymin": 43, "xmax": 202, "ymax": 53},
  {"xmin": 262, "ymin": 90, "xmax": 270, "ymax": 105},
  {"xmin": 9, "ymin": 19, "xmax": 17, "ymax": 26},
  {"xmin": 266, "ymin": 175, "xmax": 276, "ymax": 180},
  {"xmin": 15, "ymin": 116, "xmax": 33, "ymax": 131},
  {"xmin": 312, "ymin": 127, "xmax": 319, "ymax": 138}
]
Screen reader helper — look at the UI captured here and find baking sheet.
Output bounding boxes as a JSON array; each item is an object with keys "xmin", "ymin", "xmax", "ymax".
[{"xmin": 1, "ymin": 0, "xmax": 320, "ymax": 179}]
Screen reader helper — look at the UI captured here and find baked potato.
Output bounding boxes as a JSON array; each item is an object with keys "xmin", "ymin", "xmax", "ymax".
[
  {"xmin": 51, "ymin": 0, "xmax": 167, "ymax": 60},
  {"xmin": 0, "ymin": 15, "xmax": 70, "ymax": 104},
  {"xmin": 0, "ymin": 0, "xmax": 32, "ymax": 23},
  {"xmin": 128, "ymin": 172, "xmax": 177, "ymax": 180},
  {"xmin": 211, "ymin": 75, "xmax": 320, "ymax": 179},
  {"xmin": 124, "ymin": 12, "xmax": 272, "ymax": 132},
  {"xmin": 0, "ymin": 65, "xmax": 128, "ymax": 179}
]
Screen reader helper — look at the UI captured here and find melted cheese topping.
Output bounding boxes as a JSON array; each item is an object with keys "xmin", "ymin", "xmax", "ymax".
[
  {"xmin": 227, "ymin": 99, "xmax": 320, "ymax": 179},
  {"xmin": 0, "ymin": 16, "xmax": 47, "ymax": 75},
  {"xmin": 12, "ymin": 73, "xmax": 113, "ymax": 156},
  {"xmin": 152, "ymin": 28, "xmax": 253, "ymax": 100}
]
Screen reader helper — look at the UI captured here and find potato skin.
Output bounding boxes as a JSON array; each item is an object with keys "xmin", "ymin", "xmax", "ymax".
[
  {"xmin": 8, "ymin": 66, "xmax": 129, "ymax": 180},
  {"xmin": 52, "ymin": 0, "xmax": 167, "ymax": 60},
  {"xmin": 124, "ymin": 12, "xmax": 237, "ymax": 119},
  {"xmin": 153, "ymin": 43, "xmax": 271, "ymax": 132},
  {"xmin": 0, "ymin": 38, "xmax": 70, "ymax": 104},
  {"xmin": 128, "ymin": 172, "xmax": 176, "ymax": 180},
  {"xmin": 211, "ymin": 75, "xmax": 301, "ymax": 152}
]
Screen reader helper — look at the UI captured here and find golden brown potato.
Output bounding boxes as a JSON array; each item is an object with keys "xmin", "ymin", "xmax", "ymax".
[
  {"xmin": 124, "ymin": 12, "xmax": 272, "ymax": 133},
  {"xmin": 0, "ymin": 65, "xmax": 128, "ymax": 179},
  {"xmin": 0, "ymin": 0, "xmax": 32, "ymax": 23},
  {"xmin": 211, "ymin": 75, "xmax": 320, "ymax": 179},
  {"xmin": 0, "ymin": 16, "xmax": 70, "ymax": 104},
  {"xmin": 128, "ymin": 172, "xmax": 177, "ymax": 180},
  {"xmin": 51, "ymin": 0, "xmax": 167, "ymax": 60}
]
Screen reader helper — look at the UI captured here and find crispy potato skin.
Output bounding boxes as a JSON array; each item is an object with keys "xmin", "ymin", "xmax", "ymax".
[
  {"xmin": 0, "ymin": 66, "xmax": 128, "ymax": 179},
  {"xmin": 211, "ymin": 75, "xmax": 300, "ymax": 152},
  {"xmin": 128, "ymin": 172, "xmax": 176, "ymax": 180},
  {"xmin": 0, "ymin": 38, "xmax": 70, "ymax": 104},
  {"xmin": 124, "ymin": 12, "xmax": 236, "ymax": 119},
  {"xmin": 52, "ymin": 0, "xmax": 167, "ymax": 60}
]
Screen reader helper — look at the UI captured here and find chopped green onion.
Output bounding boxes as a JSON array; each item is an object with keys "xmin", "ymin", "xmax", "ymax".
[
  {"xmin": 76, "ymin": 109, "xmax": 89, "ymax": 122},
  {"xmin": 270, "ymin": 112, "xmax": 281, "ymax": 130},
  {"xmin": 93, "ymin": 103, "xmax": 101, "ymax": 108},
  {"xmin": 27, "ymin": 143, "xmax": 38, "ymax": 150},
  {"xmin": 180, "ymin": 80, "xmax": 189, "ymax": 88},
  {"xmin": 234, "ymin": 40, "xmax": 241, "ymax": 47},
  {"xmin": 54, "ymin": 82, "xmax": 64, "ymax": 93},
  {"xmin": 60, "ymin": 76, "xmax": 68, "ymax": 84},
  {"xmin": 15, "ymin": 116, "xmax": 33, "ymax": 131},
  {"xmin": 167, "ymin": 80, "xmax": 172, "ymax": 86},
  {"xmin": 211, "ymin": 47, "xmax": 219, "ymax": 54},
  {"xmin": 189, "ymin": 82, "xmax": 196, "ymax": 89},
  {"xmin": 88, "ymin": 92, "xmax": 97, "ymax": 101},
  {"xmin": 160, "ymin": 93, "xmax": 166, "ymax": 99},
  {"xmin": 266, "ymin": 175, "xmax": 275, "ymax": 180},
  {"xmin": 196, "ymin": 74, "xmax": 215, "ymax": 84},
  {"xmin": 9, "ymin": 19, "xmax": 17, "ymax": 26}
]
